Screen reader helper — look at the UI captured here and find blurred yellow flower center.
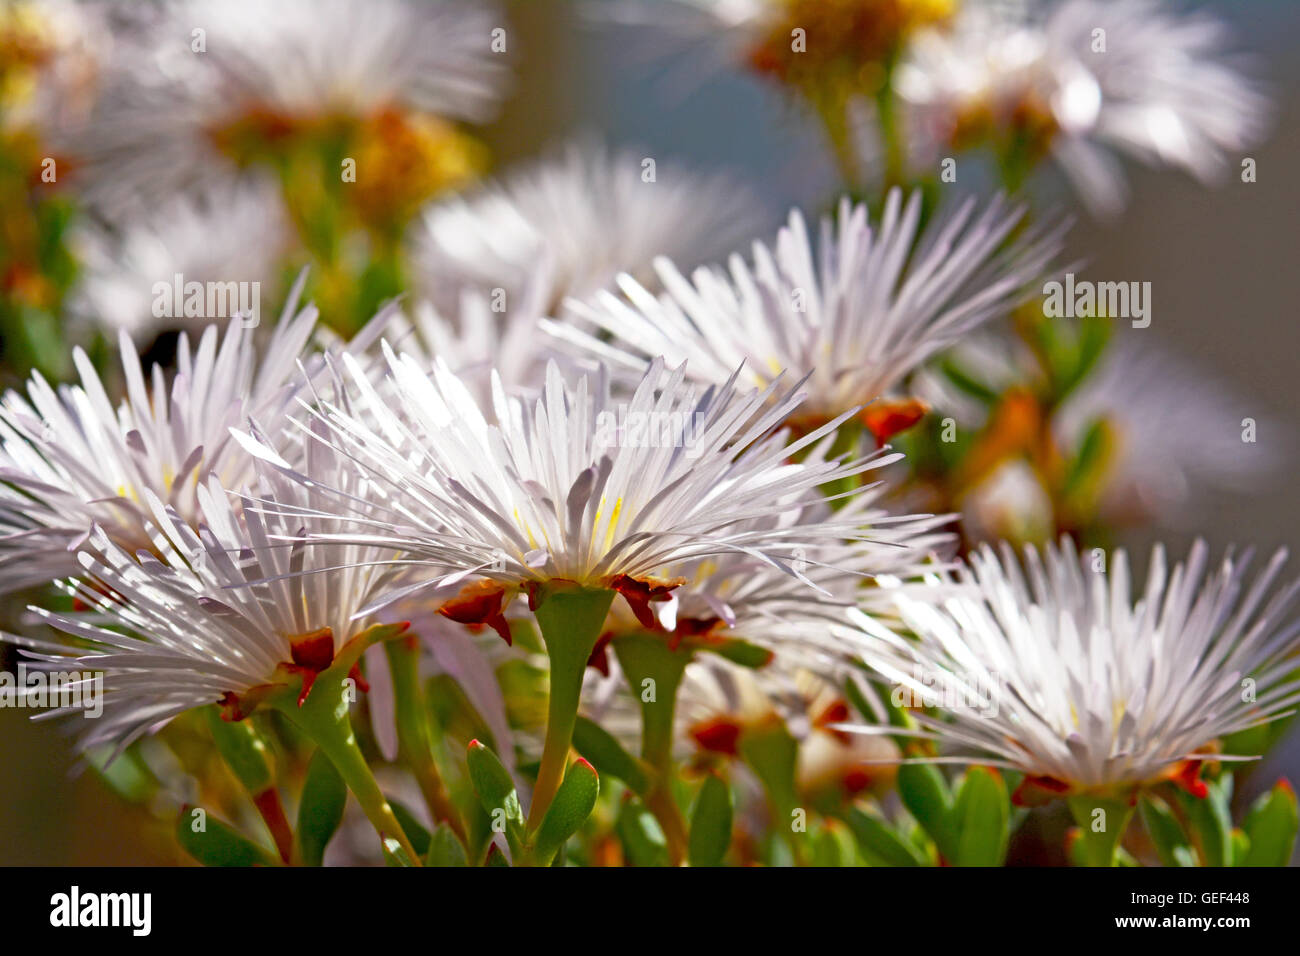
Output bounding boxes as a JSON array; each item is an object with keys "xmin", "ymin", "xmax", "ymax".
[{"xmin": 749, "ymin": 0, "xmax": 955, "ymax": 88}]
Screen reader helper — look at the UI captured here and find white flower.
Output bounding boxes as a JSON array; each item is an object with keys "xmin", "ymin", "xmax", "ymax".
[
  {"xmin": 7, "ymin": 450, "xmax": 402, "ymax": 753},
  {"xmin": 0, "ymin": 289, "xmax": 318, "ymax": 593},
  {"xmin": 377, "ymin": 273, "xmax": 554, "ymax": 410},
  {"xmin": 897, "ymin": 0, "xmax": 1268, "ymax": 215},
  {"xmin": 596, "ymin": 471, "xmax": 954, "ymax": 671},
  {"xmin": 0, "ymin": 0, "xmax": 106, "ymax": 139},
  {"xmin": 549, "ymin": 189, "xmax": 1061, "ymax": 426},
  {"xmin": 1054, "ymin": 339, "xmax": 1285, "ymax": 528},
  {"xmin": 844, "ymin": 538, "xmax": 1300, "ymax": 795},
  {"xmin": 70, "ymin": 176, "xmax": 291, "ymax": 341},
  {"xmin": 410, "ymin": 141, "xmax": 764, "ymax": 314},
  {"xmin": 236, "ymin": 351, "xmax": 892, "ymax": 614},
  {"xmin": 81, "ymin": 0, "xmax": 507, "ymax": 208}
]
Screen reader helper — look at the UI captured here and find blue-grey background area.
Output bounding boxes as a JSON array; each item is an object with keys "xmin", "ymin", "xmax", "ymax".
[{"xmin": 1, "ymin": 0, "xmax": 1295, "ymax": 863}]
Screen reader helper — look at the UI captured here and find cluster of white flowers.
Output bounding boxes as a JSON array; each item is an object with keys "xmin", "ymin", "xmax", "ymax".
[{"xmin": 2, "ymin": 0, "xmax": 1294, "ymax": 825}]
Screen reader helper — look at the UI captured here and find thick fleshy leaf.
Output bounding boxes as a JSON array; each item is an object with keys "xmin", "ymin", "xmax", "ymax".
[
  {"xmin": 572, "ymin": 715, "xmax": 653, "ymax": 796},
  {"xmin": 617, "ymin": 797, "xmax": 669, "ymax": 867},
  {"xmin": 811, "ymin": 821, "xmax": 856, "ymax": 866},
  {"xmin": 426, "ymin": 823, "xmax": 469, "ymax": 867},
  {"xmin": 1067, "ymin": 795, "xmax": 1137, "ymax": 867},
  {"xmin": 382, "ymin": 836, "xmax": 418, "ymax": 867},
  {"xmin": 698, "ymin": 636, "xmax": 773, "ymax": 669},
  {"xmin": 738, "ymin": 721, "xmax": 799, "ymax": 819},
  {"xmin": 534, "ymin": 759, "xmax": 600, "ymax": 865},
  {"xmin": 1240, "ymin": 780, "xmax": 1298, "ymax": 867},
  {"xmin": 466, "ymin": 739, "xmax": 525, "ymax": 855},
  {"xmin": 845, "ymin": 807, "xmax": 927, "ymax": 866},
  {"xmin": 952, "ymin": 767, "xmax": 1009, "ymax": 866},
  {"xmin": 296, "ymin": 749, "xmax": 346, "ymax": 867},
  {"xmin": 390, "ymin": 800, "xmax": 432, "ymax": 857},
  {"xmin": 688, "ymin": 773, "xmax": 733, "ymax": 867},
  {"xmin": 1139, "ymin": 795, "xmax": 1196, "ymax": 867},
  {"xmin": 205, "ymin": 706, "xmax": 275, "ymax": 795},
  {"xmin": 176, "ymin": 806, "xmax": 277, "ymax": 867},
  {"xmin": 897, "ymin": 763, "xmax": 957, "ymax": 861},
  {"xmin": 1176, "ymin": 775, "xmax": 1233, "ymax": 867}
]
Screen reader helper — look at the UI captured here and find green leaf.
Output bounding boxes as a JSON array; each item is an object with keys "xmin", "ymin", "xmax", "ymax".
[
  {"xmin": 572, "ymin": 715, "xmax": 653, "ymax": 796},
  {"xmin": 738, "ymin": 721, "xmax": 800, "ymax": 819},
  {"xmin": 466, "ymin": 739, "xmax": 525, "ymax": 856},
  {"xmin": 205, "ymin": 705, "xmax": 275, "ymax": 794},
  {"xmin": 844, "ymin": 806, "xmax": 927, "ymax": 866},
  {"xmin": 296, "ymin": 749, "xmax": 347, "ymax": 867},
  {"xmin": 937, "ymin": 356, "xmax": 998, "ymax": 404},
  {"xmin": 897, "ymin": 763, "xmax": 957, "ymax": 860},
  {"xmin": 1139, "ymin": 795, "xmax": 1196, "ymax": 867},
  {"xmin": 952, "ymin": 767, "xmax": 1009, "ymax": 866},
  {"xmin": 485, "ymin": 842, "xmax": 511, "ymax": 867},
  {"xmin": 426, "ymin": 823, "xmax": 469, "ymax": 867},
  {"xmin": 1176, "ymin": 776, "xmax": 1233, "ymax": 868},
  {"xmin": 688, "ymin": 773, "xmax": 733, "ymax": 867},
  {"xmin": 382, "ymin": 836, "xmax": 418, "ymax": 867},
  {"xmin": 389, "ymin": 800, "xmax": 431, "ymax": 857},
  {"xmin": 698, "ymin": 636, "xmax": 773, "ymax": 669},
  {"xmin": 87, "ymin": 745, "xmax": 158, "ymax": 805},
  {"xmin": 1240, "ymin": 780, "xmax": 1298, "ymax": 867},
  {"xmin": 1058, "ymin": 316, "xmax": 1112, "ymax": 400},
  {"xmin": 1231, "ymin": 829, "xmax": 1251, "ymax": 867},
  {"xmin": 812, "ymin": 822, "xmax": 853, "ymax": 866},
  {"xmin": 1067, "ymin": 795, "xmax": 1137, "ymax": 867},
  {"xmin": 533, "ymin": 759, "xmax": 600, "ymax": 865},
  {"xmin": 617, "ymin": 797, "xmax": 669, "ymax": 867},
  {"xmin": 176, "ymin": 806, "xmax": 277, "ymax": 867}
]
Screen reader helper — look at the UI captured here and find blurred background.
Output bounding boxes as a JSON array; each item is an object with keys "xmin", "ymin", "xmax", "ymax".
[{"xmin": 1, "ymin": 0, "xmax": 1296, "ymax": 863}]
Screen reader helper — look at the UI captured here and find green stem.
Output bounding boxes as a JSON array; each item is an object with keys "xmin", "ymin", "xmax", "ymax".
[
  {"xmin": 813, "ymin": 90, "xmax": 864, "ymax": 194},
  {"xmin": 385, "ymin": 636, "xmax": 467, "ymax": 843},
  {"xmin": 273, "ymin": 666, "xmax": 421, "ymax": 864},
  {"xmin": 873, "ymin": 66, "xmax": 905, "ymax": 191},
  {"xmin": 204, "ymin": 707, "xmax": 292, "ymax": 862},
  {"xmin": 1068, "ymin": 795, "xmax": 1135, "ymax": 867},
  {"xmin": 613, "ymin": 632, "xmax": 691, "ymax": 865},
  {"xmin": 527, "ymin": 585, "xmax": 616, "ymax": 830}
]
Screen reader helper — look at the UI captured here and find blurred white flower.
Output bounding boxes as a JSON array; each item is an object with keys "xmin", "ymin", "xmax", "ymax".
[
  {"xmin": 374, "ymin": 271, "xmax": 554, "ymax": 410},
  {"xmin": 410, "ymin": 141, "xmax": 764, "ymax": 314},
  {"xmin": 958, "ymin": 457, "xmax": 1054, "ymax": 545},
  {"xmin": 1055, "ymin": 338, "xmax": 1284, "ymax": 528},
  {"xmin": 70, "ymin": 176, "xmax": 291, "ymax": 341},
  {"xmin": 81, "ymin": 0, "xmax": 507, "ymax": 208},
  {"xmin": 844, "ymin": 537, "xmax": 1300, "ymax": 795},
  {"xmin": 0, "ymin": 0, "xmax": 105, "ymax": 139},
  {"xmin": 550, "ymin": 189, "xmax": 1061, "ymax": 427},
  {"xmin": 897, "ymin": 0, "xmax": 1268, "ymax": 215}
]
